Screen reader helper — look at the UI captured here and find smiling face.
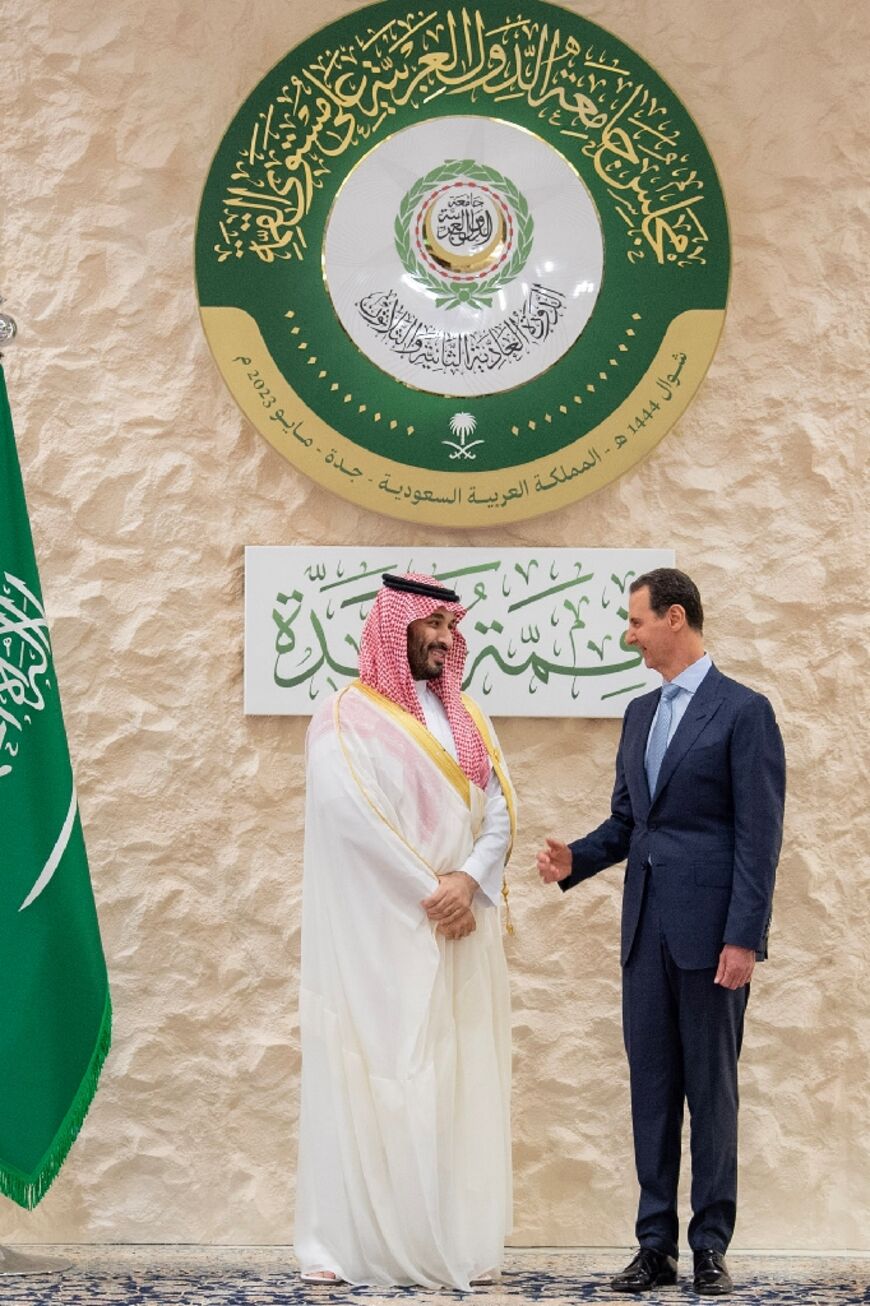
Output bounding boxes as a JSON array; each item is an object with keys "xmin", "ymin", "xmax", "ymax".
[
  {"xmin": 625, "ymin": 585, "xmax": 682, "ymax": 677},
  {"xmin": 407, "ymin": 607, "xmax": 457, "ymax": 680}
]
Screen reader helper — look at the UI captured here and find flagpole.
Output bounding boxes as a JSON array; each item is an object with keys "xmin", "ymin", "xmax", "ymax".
[{"xmin": 0, "ymin": 305, "xmax": 68, "ymax": 1278}]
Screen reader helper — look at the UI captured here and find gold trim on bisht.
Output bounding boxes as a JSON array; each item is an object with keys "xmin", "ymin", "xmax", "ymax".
[
  {"xmin": 341, "ymin": 680, "xmax": 515, "ymax": 935},
  {"xmin": 462, "ymin": 693, "xmax": 517, "ymax": 936},
  {"xmin": 353, "ymin": 680, "xmax": 471, "ymax": 806}
]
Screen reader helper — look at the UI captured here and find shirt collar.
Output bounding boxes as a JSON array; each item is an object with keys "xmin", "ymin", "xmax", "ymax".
[
  {"xmin": 664, "ymin": 651, "xmax": 711, "ymax": 696},
  {"xmin": 414, "ymin": 677, "xmax": 442, "ymax": 703}
]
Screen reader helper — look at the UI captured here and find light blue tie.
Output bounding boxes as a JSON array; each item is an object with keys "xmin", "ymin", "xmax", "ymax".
[{"xmin": 645, "ymin": 683, "xmax": 682, "ymax": 797}]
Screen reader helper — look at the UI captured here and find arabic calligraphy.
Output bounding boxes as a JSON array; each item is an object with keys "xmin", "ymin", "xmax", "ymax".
[
  {"xmin": 654, "ymin": 350, "xmax": 687, "ymax": 401},
  {"xmin": 0, "ymin": 572, "xmax": 53, "ymax": 780},
  {"xmin": 533, "ymin": 447, "xmax": 603, "ymax": 492},
  {"xmin": 393, "ymin": 158, "xmax": 535, "ymax": 310},
  {"xmin": 214, "ymin": 6, "xmax": 711, "ymax": 270},
  {"xmin": 245, "ymin": 547, "xmax": 674, "ymax": 717},
  {"xmin": 377, "ymin": 474, "xmax": 462, "ymax": 505},
  {"xmin": 356, "ymin": 283, "xmax": 566, "ymax": 376},
  {"xmin": 435, "ymin": 191, "xmax": 494, "ymax": 248},
  {"xmin": 198, "ymin": 1, "xmax": 728, "ymax": 526}
]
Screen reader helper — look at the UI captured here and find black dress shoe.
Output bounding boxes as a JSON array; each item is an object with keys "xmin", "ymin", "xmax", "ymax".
[
  {"xmin": 611, "ymin": 1247, "xmax": 678, "ymax": 1292},
  {"xmin": 693, "ymin": 1249, "xmax": 733, "ymax": 1295}
]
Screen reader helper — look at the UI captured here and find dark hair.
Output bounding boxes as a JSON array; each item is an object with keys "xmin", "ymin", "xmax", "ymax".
[{"xmin": 629, "ymin": 568, "xmax": 704, "ymax": 632}]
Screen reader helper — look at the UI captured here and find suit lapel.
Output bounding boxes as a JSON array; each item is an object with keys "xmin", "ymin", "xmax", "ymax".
[
  {"xmin": 651, "ymin": 665, "xmax": 724, "ymax": 804},
  {"xmin": 628, "ymin": 691, "xmax": 660, "ymax": 808}
]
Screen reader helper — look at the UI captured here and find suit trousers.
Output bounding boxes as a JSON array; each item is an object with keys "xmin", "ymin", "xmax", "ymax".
[{"xmin": 622, "ymin": 876, "xmax": 748, "ymax": 1258}]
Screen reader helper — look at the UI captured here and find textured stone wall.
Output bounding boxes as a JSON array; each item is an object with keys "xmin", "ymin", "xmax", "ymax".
[{"xmin": 1, "ymin": 0, "xmax": 866, "ymax": 1251}]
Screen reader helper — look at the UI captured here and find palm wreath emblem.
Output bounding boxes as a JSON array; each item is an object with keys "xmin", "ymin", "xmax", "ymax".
[
  {"xmin": 394, "ymin": 160, "xmax": 534, "ymax": 311},
  {"xmin": 443, "ymin": 412, "xmax": 484, "ymax": 459}
]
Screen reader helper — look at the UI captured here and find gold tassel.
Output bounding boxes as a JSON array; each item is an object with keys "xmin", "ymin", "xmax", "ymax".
[{"xmin": 501, "ymin": 875, "xmax": 515, "ymax": 935}]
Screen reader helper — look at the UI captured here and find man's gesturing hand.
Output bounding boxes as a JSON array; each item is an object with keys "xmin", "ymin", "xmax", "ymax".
[
  {"xmin": 536, "ymin": 838, "xmax": 572, "ymax": 884},
  {"xmin": 422, "ymin": 871, "xmax": 476, "ymax": 930},
  {"xmin": 714, "ymin": 944, "xmax": 755, "ymax": 989}
]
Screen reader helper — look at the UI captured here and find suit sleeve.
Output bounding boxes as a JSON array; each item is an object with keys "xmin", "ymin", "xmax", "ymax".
[
  {"xmin": 560, "ymin": 708, "xmax": 635, "ymax": 892},
  {"xmin": 723, "ymin": 694, "xmax": 786, "ymax": 954}
]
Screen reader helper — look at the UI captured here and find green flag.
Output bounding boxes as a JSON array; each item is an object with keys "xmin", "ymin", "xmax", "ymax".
[{"xmin": 0, "ymin": 365, "xmax": 111, "ymax": 1208}]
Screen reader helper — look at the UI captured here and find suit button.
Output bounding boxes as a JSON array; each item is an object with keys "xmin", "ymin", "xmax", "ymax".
[{"xmin": 649, "ymin": 823, "xmax": 658, "ymax": 831}]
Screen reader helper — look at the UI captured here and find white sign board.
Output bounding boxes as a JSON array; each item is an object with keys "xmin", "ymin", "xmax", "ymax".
[{"xmin": 244, "ymin": 547, "xmax": 675, "ymax": 717}]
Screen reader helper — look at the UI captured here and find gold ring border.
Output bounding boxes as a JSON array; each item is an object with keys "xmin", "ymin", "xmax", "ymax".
[
  {"xmin": 200, "ymin": 304, "xmax": 725, "ymax": 527},
  {"xmin": 422, "ymin": 187, "xmax": 509, "ymax": 274}
]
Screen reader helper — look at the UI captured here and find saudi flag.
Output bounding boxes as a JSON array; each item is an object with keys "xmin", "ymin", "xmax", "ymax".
[{"xmin": 0, "ymin": 365, "xmax": 111, "ymax": 1208}]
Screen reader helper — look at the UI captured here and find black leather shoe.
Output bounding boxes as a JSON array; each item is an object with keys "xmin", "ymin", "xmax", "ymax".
[
  {"xmin": 693, "ymin": 1249, "xmax": 733, "ymax": 1295},
  {"xmin": 611, "ymin": 1247, "xmax": 678, "ymax": 1292}
]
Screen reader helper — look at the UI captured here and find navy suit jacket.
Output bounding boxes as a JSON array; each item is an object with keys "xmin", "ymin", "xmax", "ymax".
[{"xmin": 561, "ymin": 664, "xmax": 786, "ymax": 970}]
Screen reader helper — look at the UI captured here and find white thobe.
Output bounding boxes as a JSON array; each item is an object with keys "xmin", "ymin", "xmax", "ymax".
[
  {"xmin": 294, "ymin": 682, "xmax": 515, "ymax": 1289},
  {"xmin": 414, "ymin": 679, "xmax": 511, "ymax": 905}
]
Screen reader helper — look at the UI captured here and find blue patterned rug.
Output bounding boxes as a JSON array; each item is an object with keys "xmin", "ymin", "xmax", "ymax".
[{"xmin": 0, "ymin": 1249, "xmax": 866, "ymax": 1305}]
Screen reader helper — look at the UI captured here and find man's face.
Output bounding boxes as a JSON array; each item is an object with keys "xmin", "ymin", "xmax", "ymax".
[
  {"xmin": 625, "ymin": 586, "xmax": 680, "ymax": 674},
  {"xmin": 407, "ymin": 607, "xmax": 457, "ymax": 680}
]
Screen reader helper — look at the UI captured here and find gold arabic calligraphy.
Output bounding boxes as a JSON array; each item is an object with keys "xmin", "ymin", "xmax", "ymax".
[{"xmin": 214, "ymin": 6, "xmax": 708, "ymax": 270}]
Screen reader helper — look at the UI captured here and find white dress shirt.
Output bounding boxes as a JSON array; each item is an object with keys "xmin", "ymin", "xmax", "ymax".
[
  {"xmin": 414, "ymin": 681, "xmax": 510, "ymax": 906},
  {"xmin": 644, "ymin": 652, "xmax": 713, "ymax": 761}
]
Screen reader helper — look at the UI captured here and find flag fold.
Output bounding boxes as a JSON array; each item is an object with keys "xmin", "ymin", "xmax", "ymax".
[{"xmin": 0, "ymin": 365, "xmax": 111, "ymax": 1209}]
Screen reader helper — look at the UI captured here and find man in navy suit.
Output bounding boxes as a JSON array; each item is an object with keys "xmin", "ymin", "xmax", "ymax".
[{"xmin": 537, "ymin": 568, "xmax": 785, "ymax": 1297}]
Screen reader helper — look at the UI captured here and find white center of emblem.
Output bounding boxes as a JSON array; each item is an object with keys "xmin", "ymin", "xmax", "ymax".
[{"xmin": 323, "ymin": 116, "xmax": 604, "ymax": 399}]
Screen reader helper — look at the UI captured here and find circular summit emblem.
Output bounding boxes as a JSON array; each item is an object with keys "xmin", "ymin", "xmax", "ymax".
[{"xmin": 196, "ymin": 0, "xmax": 729, "ymax": 525}]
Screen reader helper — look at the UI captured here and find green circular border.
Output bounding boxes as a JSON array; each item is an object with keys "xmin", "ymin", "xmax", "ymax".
[{"xmin": 196, "ymin": 0, "xmax": 729, "ymax": 524}]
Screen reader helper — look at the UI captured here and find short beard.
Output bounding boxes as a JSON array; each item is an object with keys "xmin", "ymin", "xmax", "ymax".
[
  {"xmin": 414, "ymin": 663, "xmax": 442, "ymax": 681},
  {"xmin": 407, "ymin": 635, "xmax": 445, "ymax": 680}
]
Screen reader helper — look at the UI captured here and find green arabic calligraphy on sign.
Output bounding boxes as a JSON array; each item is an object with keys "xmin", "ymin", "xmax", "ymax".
[
  {"xmin": 197, "ymin": 2, "xmax": 728, "ymax": 525},
  {"xmin": 244, "ymin": 546, "xmax": 675, "ymax": 716}
]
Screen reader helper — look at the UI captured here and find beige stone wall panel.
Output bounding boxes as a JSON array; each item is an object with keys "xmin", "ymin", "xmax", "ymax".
[{"xmin": 0, "ymin": 0, "xmax": 866, "ymax": 1250}]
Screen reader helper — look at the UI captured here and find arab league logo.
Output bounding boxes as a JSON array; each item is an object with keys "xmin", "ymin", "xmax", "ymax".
[
  {"xmin": 195, "ymin": 0, "xmax": 730, "ymax": 525},
  {"xmin": 394, "ymin": 163, "xmax": 533, "ymax": 311}
]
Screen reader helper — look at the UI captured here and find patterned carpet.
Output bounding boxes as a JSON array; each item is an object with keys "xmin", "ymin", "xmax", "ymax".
[{"xmin": 0, "ymin": 1247, "xmax": 866, "ymax": 1305}]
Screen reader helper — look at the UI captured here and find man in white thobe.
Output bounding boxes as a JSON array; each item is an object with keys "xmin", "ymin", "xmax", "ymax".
[{"xmin": 294, "ymin": 572, "xmax": 515, "ymax": 1289}]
